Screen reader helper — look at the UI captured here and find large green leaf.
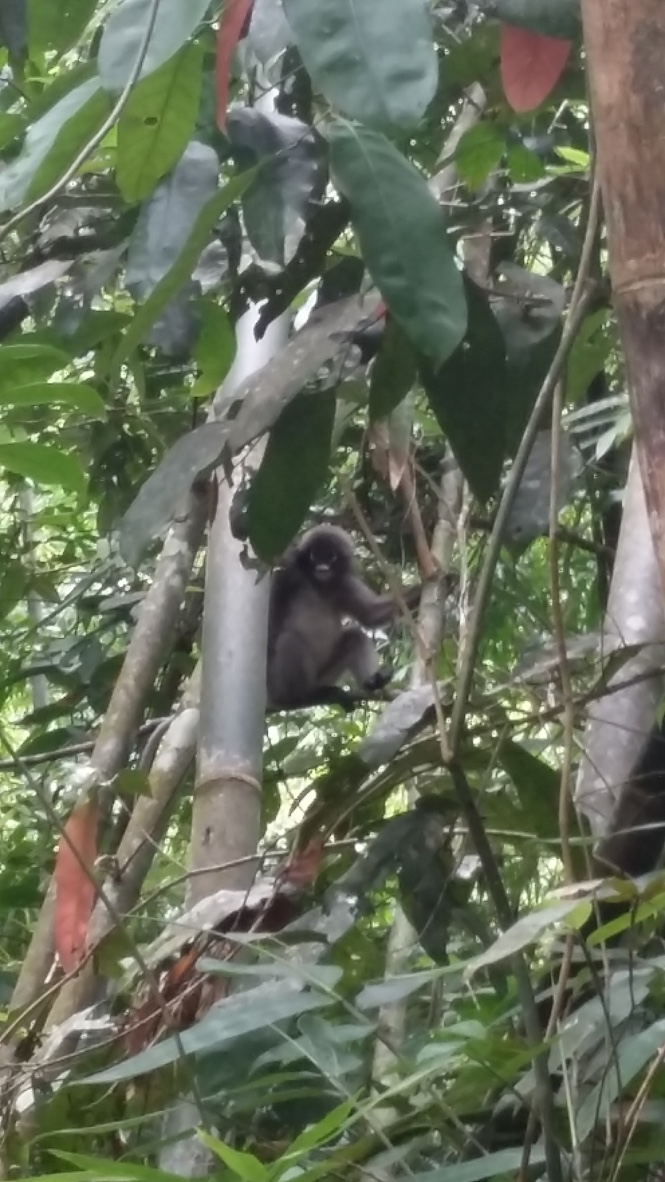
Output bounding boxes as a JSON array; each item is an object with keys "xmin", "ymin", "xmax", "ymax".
[
  {"xmin": 116, "ymin": 42, "xmax": 204, "ymax": 203},
  {"xmin": 0, "ymin": 442, "xmax": 86, "ymax": 495},
  {"xmin": 109, "ymin": 170, "xmax": 251, "ymax": 375},
  {"xmin": 368, "ymin": 318, "xmax": 416, "ymax": 420},
  {"xmin": 0, "ymin": 342, "xmax": 69, "ymax": 388},
  {"xmin": 84, "ymin": 980, "xmax": 334, "ymax": 1083},
  {"xmin": 246, "ymin": 388, "xmax": 336, "ymax": 562},
  {"xmin": 0, "ymin": 382, "xmax": 106, "ymax": 417},
  {"xmin": 421, "ymin": 278, "xmax": 507, "ymax": 502},
  {"xmin": 328, "ymin": 124, "xmax": 466, "ymax": 370},
  {"xmin": 283, "ymin": 0, "xmax": 436, "ymax": 130},
  {"xmin": 0, "ymin": 79, "xmax": 109, "ymax": 212},
  {"xmin": 97, "ymin": 0, "xmax": 210, "ymax": 91},
  {"xmin": 28, "ymin": 0, "xmax": 96, "ymax": 54}
]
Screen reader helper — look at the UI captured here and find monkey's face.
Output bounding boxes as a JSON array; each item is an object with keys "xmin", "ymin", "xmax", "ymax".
[{"xmin": 302, "ymin": 539, "xmax": 345, "ymax": 586}]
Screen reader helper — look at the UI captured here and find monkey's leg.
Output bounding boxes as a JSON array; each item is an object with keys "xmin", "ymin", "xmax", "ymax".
[
  {"xmin": 268, "ymin": 631, "xmax": 356, "ymax": 711},
  {"xmin": 321, "ymin": 627, "xmax": 393, "ymax": 693}
]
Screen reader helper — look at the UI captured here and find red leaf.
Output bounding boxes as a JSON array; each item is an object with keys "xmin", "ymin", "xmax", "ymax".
[
  {"xmin": 500, "ymin": 24, "xmax": 572, "ymax": 114},
  {"xmin": 54, "ymin": 800, "xmax": 98, "ymax": 972},
  {"xmin": 216, "ymin": 0, "xmax": 253, "ymax": 129}
]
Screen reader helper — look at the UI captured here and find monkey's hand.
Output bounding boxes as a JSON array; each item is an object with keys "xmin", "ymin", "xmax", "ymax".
[{"xmin": 362, "ymin": 667, "xmax": 393, "ymax": 693}]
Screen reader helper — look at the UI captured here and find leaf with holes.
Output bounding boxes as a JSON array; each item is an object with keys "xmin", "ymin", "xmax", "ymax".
[
  {"xmin": 116, "ymin": 42, "xmax": 204, "ymax": 203},
  {"xmin": 500, "ymin": 24, "xmax": 571, "ymax": 113}
]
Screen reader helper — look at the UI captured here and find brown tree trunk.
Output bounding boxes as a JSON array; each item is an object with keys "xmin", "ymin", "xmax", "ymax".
[{"xmin": 581, "ymin": 0, "xmax": 665, "ymax": 587}]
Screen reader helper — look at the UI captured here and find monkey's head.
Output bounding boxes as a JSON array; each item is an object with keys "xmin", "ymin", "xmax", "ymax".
[{"xmin": 296, "ymin": 525, "xmax": 354, "ymax": 586}]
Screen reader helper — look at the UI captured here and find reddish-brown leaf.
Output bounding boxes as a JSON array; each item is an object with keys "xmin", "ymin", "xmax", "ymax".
[
  {"xmin": 54, "ymin": 800, "xmax": 98, "ymax": 972},
  {"xmin": 500, "ymin": 24, "xmax": 572, "ymax": 114},
  {"xmin": 216, "ymin": 0, "xmax": 253, "ymax": 129},
  {"xmin": 280, "ymin": 839, "xmax": 324, "ymax": 886}
]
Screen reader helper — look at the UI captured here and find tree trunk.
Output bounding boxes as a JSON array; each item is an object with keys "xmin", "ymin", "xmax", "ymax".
[{"xmin": 582, "ymin": 0, "xmax": 665, "ymax": 591}]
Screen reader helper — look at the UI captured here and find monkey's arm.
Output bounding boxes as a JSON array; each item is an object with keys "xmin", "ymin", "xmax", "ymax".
[{"xmin": 339, "ymin": 577, "xmax": 421, "ymax": 628}]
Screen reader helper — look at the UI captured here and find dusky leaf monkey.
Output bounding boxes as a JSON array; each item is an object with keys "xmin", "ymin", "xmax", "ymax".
[{"xmin": 267, "ymin": 524, "xmax": 422, "ymax": 712}]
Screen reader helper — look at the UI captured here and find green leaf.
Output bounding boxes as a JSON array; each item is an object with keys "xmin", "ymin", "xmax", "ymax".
[
  {"xmin": 282, "ymin": 0, "xmax": 437, "ymax": 130},
  {"xmin": 116, "ymin": 42, "xmax": 204, "ymax": 203},
  {"xmin": 566, "ymin": 308, "xmax": 613, "ymax": 401},
  {"xmin": 368, "ymin": 318, "xmax": 416, "ymax": 420},
  {"xmin": 52, "ymin": 1151, "xmax": 186, "ymax": 1182},
  {"xmin": 191, "ymin": 300, "xmax": 236, "ymax": 398},
  {"xmin": 328, "ymin": 123, "xmax": 466, "ymax": 369},
  {"xmin": 407, "ymin": 1147, "xmax": 547, "ymax": 1182},
  {"xmin": 83, "ymin": 981, "xmax": 333, "ymax": 1083},
  {"xmin": 0, "ymin": 342, "xmax": 69, "ymax": 387},
  {"xmin": 198, "ymin": 1134, "xmax": 268, "ymax": 1182},
  {"xmin": 246, "ymin": 389, "xmax": 336, "ymax": 562},
  {"xmin": 0, "ymin": 382, "xmax": 106, "ymax": 417},
  {"xmin": 28, "ymin": 0, "xmax": 96, "ymax": 54},
  {"xmin": 109, "ymin": 170, "xmax": 252, "ymax": 376},
  {"xmin": 421, "ymin": 278, "xmax": 507, "ymax": 502},
  {"xmin": 98, "ymin": 0, "xmax": 210, "ymax": 92},
  {"xmin": 454, "ymin": 123, "xmax": 506, "ymax": 190},
  {"xmin": 0, "ymin": 78, "xmax": 110, "ymax": 212},
  {"xmin": 0, "ymin": 442, "xmax": 86, "ymax": 495},
  {"xmin": 505, "ymin": 142, "xmax": 545, "ymax": 183}
]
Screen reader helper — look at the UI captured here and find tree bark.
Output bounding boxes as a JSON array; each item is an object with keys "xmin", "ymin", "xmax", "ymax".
[{"xmin": 582, "ymin": 0, "xmax": 665, "ymax": 590}]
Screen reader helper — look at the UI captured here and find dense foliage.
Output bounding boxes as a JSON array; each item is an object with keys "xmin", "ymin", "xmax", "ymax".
[{"xmin": 0, "ymin": 0, "xmax": 657, "ymax": 1180}]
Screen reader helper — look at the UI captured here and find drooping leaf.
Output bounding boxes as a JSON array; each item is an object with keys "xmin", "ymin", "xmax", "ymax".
[
  {"xmin": 0, "ymin": 441, "xmax": 86, "ymax": 496},
  {"xmin": 0, "ymin": 381, "xmax": 106, "ymax": 417},
  {"xmin": 328, "ymin": 124, "xmax": 466, "ymax": 370},
  {"xmin": 54, "ymin": 799, "xmax": 98, "ymax": 973},
  {"xmin": 492, "ymin": 265, "xmax": 565, "ymax": 454},
  {"xmin": 246, "ymin": 388, "xmax": 336, "ymax": 562},
  {"xmin": 368, "ymin": 318, "xmax": 416, "ymax": 420},
  {"xmin": 125, "ymin": 141, "xmax": 219, "ymax": 297},
  {"xmin": 500, "ymin": 24, "xmax": 572, "ymax": 113},
  {"xmin": 116, "ymin": 42, "xmax": 204, "ymax": 203},
  {"xmin": 97, "ymin": 0, "xmax": 210, "ymax": 92},
  {"xmin": 494, "ymin": 0, "xmax": 580, "ymax": 40},
  {"xmin": 283, "ymin": 0, "xmax": 437, "ymax": 130},
  {"xmin": 191, "ymin": 300, "xmax": 236, "ymax": 398},
  {"xmin": 216, "ymin": 0, "xmax": 253, "ymax": 129},
  {"xmin": 111, "ymin": 167, "xmax": 251, "ymax": 375},
  {"xmin": 421, "ymin": 278, "xmax": 508, "ymax": 502},
  {"xmin": 0, "ymin": 79, "xmax": 109, "ymax": 212},
  {"xmin": 506, "ymin": 427, "xmax": 582, "ymax": 543},
  {"xmin": 227, "ymin": 107, "xmax": 325, "ymax": 265}
]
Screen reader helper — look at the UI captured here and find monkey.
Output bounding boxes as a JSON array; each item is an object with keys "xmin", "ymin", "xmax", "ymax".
[
  {"xmin": 592, "ymin": 714, "xmax": 665, "ymax": 880},
  {"xmin": 267, "ymin": 524, "xmax": 422, "ymax": 712}
]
